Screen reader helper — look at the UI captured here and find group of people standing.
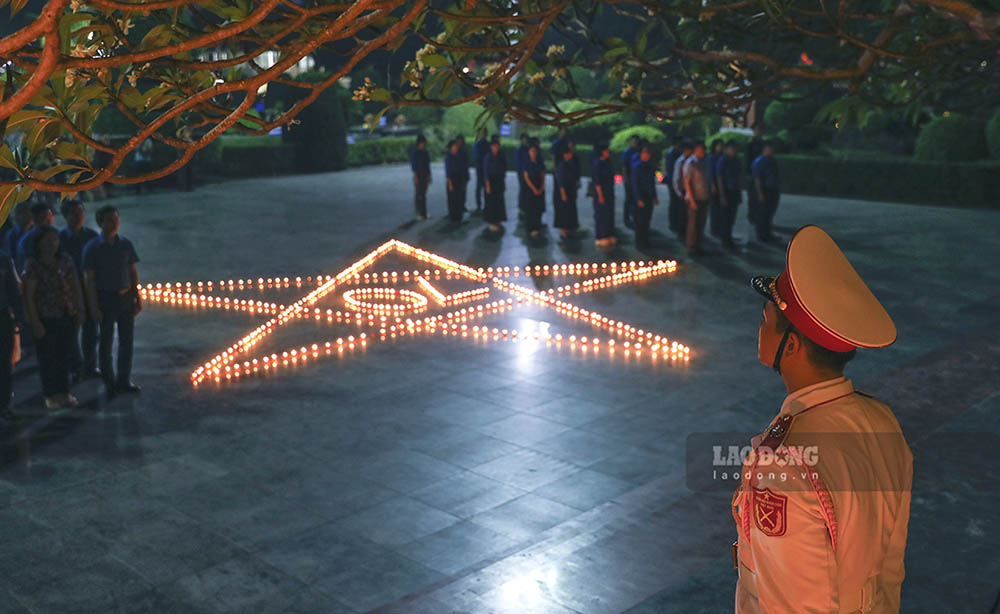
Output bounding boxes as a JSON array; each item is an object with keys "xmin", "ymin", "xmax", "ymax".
[
  {"xmin": 409, "ymin": 124, "xmax": 781, "ymax": 254},
  {"xmin": 663, "ymin": 124, "xmax": 782, "ymax": 255},
  {"xmin": 0, "ymin": 200, "xmax": 141, "ymax": 418}
]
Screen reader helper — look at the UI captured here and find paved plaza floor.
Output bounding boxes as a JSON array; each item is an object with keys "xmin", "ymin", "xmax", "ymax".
[{"xmin": 1, "ymin": 163, "xmax": 998, "ymax": 613}]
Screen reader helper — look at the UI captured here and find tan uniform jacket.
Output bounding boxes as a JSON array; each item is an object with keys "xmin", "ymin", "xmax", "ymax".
[{"xmin": 733, "ymin": 377, "xmax": 912, "ymax": 614}]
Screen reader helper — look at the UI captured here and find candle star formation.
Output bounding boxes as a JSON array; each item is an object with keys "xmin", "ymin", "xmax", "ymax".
[{"xmin": 140, "ymin": 239, "xmax": 692, "ymax": 386}]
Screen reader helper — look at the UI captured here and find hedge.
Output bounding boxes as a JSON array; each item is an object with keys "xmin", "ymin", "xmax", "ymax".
[
  {"xmin": 609, "ymin": 126, "xmax": 666, "ymax": 158},
  {"xmin": 778, "ymin": 154, "xmax": 1000, "ymax": 208},
  {"xmin": 914, "ymin": 114, "xmax": 988, "ymax": 162}
]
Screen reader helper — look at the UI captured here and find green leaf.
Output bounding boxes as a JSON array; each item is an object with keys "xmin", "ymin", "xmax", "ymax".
[
  {"xmin": 604, "ymin": 46, "xmax": 629, "ymax": 60},
  {"xmin": 369, "ymin": 106, "xmax": 392, "ymax": 132},
  {"xmin": 52, "ymin": 141, "xmax": 90, "ymax": 164},
  {"xmin": 6, "ymin": 109, "xmax": 52, "ymax": 131},
  {"xmin": 369, "ymin": 88, "xmax": 392, "ymax": 103},
  {"xmin": 9, "ymin": 0, "xmax": 28, "ymax": 17},
  {"xmin": 420, "ymin": 54, "xmax": 449, "ymax": 68},
  {"xmin": 0, "ymin": 145, "xmax": 18, "ymax": 172}
]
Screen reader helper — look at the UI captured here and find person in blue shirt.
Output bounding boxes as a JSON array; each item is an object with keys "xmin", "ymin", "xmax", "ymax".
[
  {"xmin": 714, "ymin": 141, "xmax": 743, "ymax": 249},
  {"xmin": 59, "ymin": 199, "xmax": 100, "ymax": 379},
  {"xmin": 521, "ymin": 138, "xmax": 546, "ymax": 237},
  {"xmin": 483, "ymin": 136, "xmax": 507, "ymax": 232},
  {"xmin": 555, "ymin": 140, "xmax": 580, "ymax": 241},
  {"xmin": 621, "ymin": 134, "xmax": 641, "ymax": 229},
  {"xmin": 82, "ymin": 205, "xmax": 141, "ymax": 400},
  {"xmin": 410, "ymin": 135, "xmax": 432, "ymax": 220},
  {"xmin": 707, "ymin": 139, "xmax": 725, "ymax": 238},
  {"xmin": 4, "ymin": 202, "xmax": 33, "ymax": 266},
  {"xmin": 17, "ymin": 202, "xmax": 54, "ymax": 273},
  {"xmin": 515, "ymin": 133, "xmax": 531, "ymax": 221},
  {"xmin": 444, "ymin": 139, "xmax": 468, "ymax": 223},
  {"xmin": 663, "ymin": 136, "xmax": 684, "ymax": 235},
  {"xmin": 592, "ymin": 142, "xmax": 616, "ymax": 249},
  {"xmin": 473, "ymin": 128, "xmax": 489, "ymax": 213},
  {"xmin": 0, "ymin": 250, "xmax": 25, "ymax": 421},
  {"xmin": 631, "ymin": 142, "xmax": 658, "ymax": 250},
  {"xmin": 745, "ymin": 123, "xmax": 766, "ymax": 225},
  {"xmin": 751, "ymin": 141, "xmax": 780, "ymax": 242}
]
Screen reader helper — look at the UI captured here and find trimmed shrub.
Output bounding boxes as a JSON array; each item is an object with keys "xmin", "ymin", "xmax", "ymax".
[
  {"xmin": 778, "ymin": 154, "xmax": 1000, "ymax": 207},
  {"xmin": 609, "ymin": 126, "xmax": 666, "ymax": 158},
  {"xmin": 347, "ymin": 137, "xmax": 413, "ymax": 166},
  {"xmin": 705, "ymin": 131, "xmax": 753, "ymax": 148},
  {"xmin": 441, "ymin": 102, "xmax": 499, "ymax": 141},
  {"xmin": 914, "ymin": 114, "xmax": 988, "ymax": 162},
  {"xmin": 986, "ymin": 108, "xmax": 1000, "ymax": 159},
  {"xmin": 763, "ymin": 98, "xmax": 822, "ymax": 131}
]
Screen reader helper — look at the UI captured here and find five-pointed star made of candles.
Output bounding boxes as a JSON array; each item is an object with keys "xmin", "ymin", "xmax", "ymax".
[{"xmin": 140, "ymin": 239, "xmax": 691, "ymax": 386}]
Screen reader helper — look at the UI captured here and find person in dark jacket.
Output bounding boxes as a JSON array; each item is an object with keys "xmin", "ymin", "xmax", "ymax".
[
  {"xmin": 554, "ymin": 140, "xmax": 580, "ymax": 240},
  {"xmin": 549, "ymin": 127, "xmax": 569, "ymax": 213},
  {"xmin": 631, "ymin": 143, "xmax": 658, "ymax": 250},
  {"xmin": 483, "ymin": 136, "xmax": 507, "ymax": 232},
  {"xmin": 621, "ymin": 134, "xmax": 641, "ymax": 229},
  {"xmin": 592, "ymin": 142, "xmax": 616, "ymax": 248},
  {"xmin": 715, "ymin": 141, "xmax": 742, "ymax": 249},
  {"xmin": 516, "ymin": 133, "xmax": 531, "ymax": 221},
  {"xmin": 473, "ymin": 128, "xmax": 489, "ymax": 213},
  {"xmin": 410, "ymin": 135, "xmax": 432, "ymax": 220},
  {"xmin": 444, "ymin": 140, "xmax": 467, "ymax": 223},
  {"xmin": 521, "ymin": 139, "xmax": 546, "ymax": 237}
]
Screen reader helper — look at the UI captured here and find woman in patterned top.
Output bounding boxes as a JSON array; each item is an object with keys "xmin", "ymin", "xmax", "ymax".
[{"xmin": 22, "ymin": 226, "xmax": 85, "ymax": 409}]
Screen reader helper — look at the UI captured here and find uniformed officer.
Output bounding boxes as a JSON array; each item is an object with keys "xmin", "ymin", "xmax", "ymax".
[
  {"xmin": 59, "ymin": 199, "xmax": 100, "ymax": 380},
  {"xmin": 410, "ymin": 135, "xmax": 431, "ymax": 221},
  {"xmin": 630, "ymin": 142, "xmax": 658, "ymax": 250},
  {"xmin": 483, "ymin": 136, "xmax": 507, "ymax": 233},
  {"xmin": 621, "ymin": 134, "xmax": 641, "ymax": 229},
  {"xmin": 734, "ymin": 225, "xmax": 912, "ymax": 614}
]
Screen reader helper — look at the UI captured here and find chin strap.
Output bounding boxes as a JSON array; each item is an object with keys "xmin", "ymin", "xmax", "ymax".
[{"xmin": 771, "ymin": 327, "xmax": 792, "ymax": 374}]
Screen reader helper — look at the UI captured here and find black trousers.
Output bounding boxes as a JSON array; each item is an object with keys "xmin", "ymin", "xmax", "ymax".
[
  {"xmin": 721, "ymin": 189, "xmax": 741, "ymax": 241},
  {"xmin": 446, "ymin": 180, "xmax": 466, "ymax": 222},
  {"xmin": 755, "ymin": 188, "xmax": 780, "ymax": 240},
  {"xmin": 709, "ymin": 193, "xmax": 723, "ymax": 238},
  {"xmin": 474, "ymin": 168, "xmax": 484, "ymax": 209},
  {"xmin": 69, "ymin": 318, "xmax": 98, "ymax": 375},
  {"xmin": 414, "ymin": 176, "xmax": 429, "ymax": 217},
  {"xmin": 746, "ymin": 186, "xmax": 759, "ymax": 224},
  {"xmin": 517, "ymin": 176, "xmax": 527, "ymax": 217},
  {"xmin": 36, "ymin": 315, "xmax": 74, "ymax": 397},
  {"xmin": 634, "ymin": 201, "xmax": 654, "ymax": 247},
  {"xmin": 0, "ymin": 311, "xmax": 14, "ymax": 409},
  {"xmin": 668, "ymin": 190, "xmax": 687, "ymax": 236},
  {"xmin": 98, "ymin": 291, "xmax": 135, "ymax": 388},
  {"xmin": 685, "ymin": 199, "xmax": 709, "ymax": 250},
  {"xmin": 623, "ymin": 178, "xmax": 636, "ymax": 225}
]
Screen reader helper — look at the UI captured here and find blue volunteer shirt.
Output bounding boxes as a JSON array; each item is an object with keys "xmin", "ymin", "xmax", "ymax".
[
  {"xmin": 515, "ymin": 144, "xmax": 530, "ymax": 173},
  {"xmin": 631, "ymin": 157, "xmax": 657, "ymax": 202},
  {"xmin": 621, "ymin": 147, "xmax": 638, "ymax": 178},
  {"xmin": 473, "ymin": 139, "xmax": 489, "ymax": 171},
  {"xmin": 664, "ymin": 147, "xmax": 682, "ymax": 184},
  {"xmin": 485, "ymin": 150, "xmax": 507, "ymax": 189},
  {"xmin": 716, "ymin": 155, "xmax": 742, "ymax": 191},
  {"xmin": 59, "ymin": 226, "xmax": 99, "ymax": 270},
  {"xmin": 4, "ymin": 225, "xmax": 28, "ymax": 268},
  {"xmin": 16, "ymin": 226, "xmax": 41, "ymax": 271},
  {"xmin": 523, "ymin": 157, "xmax": 544, "ymax": 189},
  {"xmin": 82, "ymin": 234, "xmax": 140, "ymax": 293},
  {"xmin": 556, "ymin": 156, "xmax": 579, "ymax": 193},
  {"xmin": 592, "ymin": 156, "xmax": 615, "ymax": 201},
  {"xmin": 410, "ymin": 148, "xmax": 430, "ymax": 178},
  {"xmin": 752, "ymin": 154, "xmax": 779, "ymax": 190}
]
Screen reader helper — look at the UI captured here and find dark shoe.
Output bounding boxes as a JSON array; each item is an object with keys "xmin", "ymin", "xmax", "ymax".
[{"xmin": 117, "ymin": 382, "xmax": 142, "ymax": 394}]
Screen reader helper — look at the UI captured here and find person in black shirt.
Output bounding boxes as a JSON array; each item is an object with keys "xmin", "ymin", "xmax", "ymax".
[
  {"xmin": 410, "ymin": 135, "xmax": 432, "ymax": 220},
  {"xmin": 82, "ymin": 206, "xmax": 141, "ymax": 400},
  {"xmin": 554, "ymin": 140, "xmax": 580, "ymax": 240},
  {"xmin": 444, "ymin": 139, "xmax": 467, "ymax": 223},
  {"xmin": 521, "ymin": 139, "xmax": 546, "ymax": 237}
]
